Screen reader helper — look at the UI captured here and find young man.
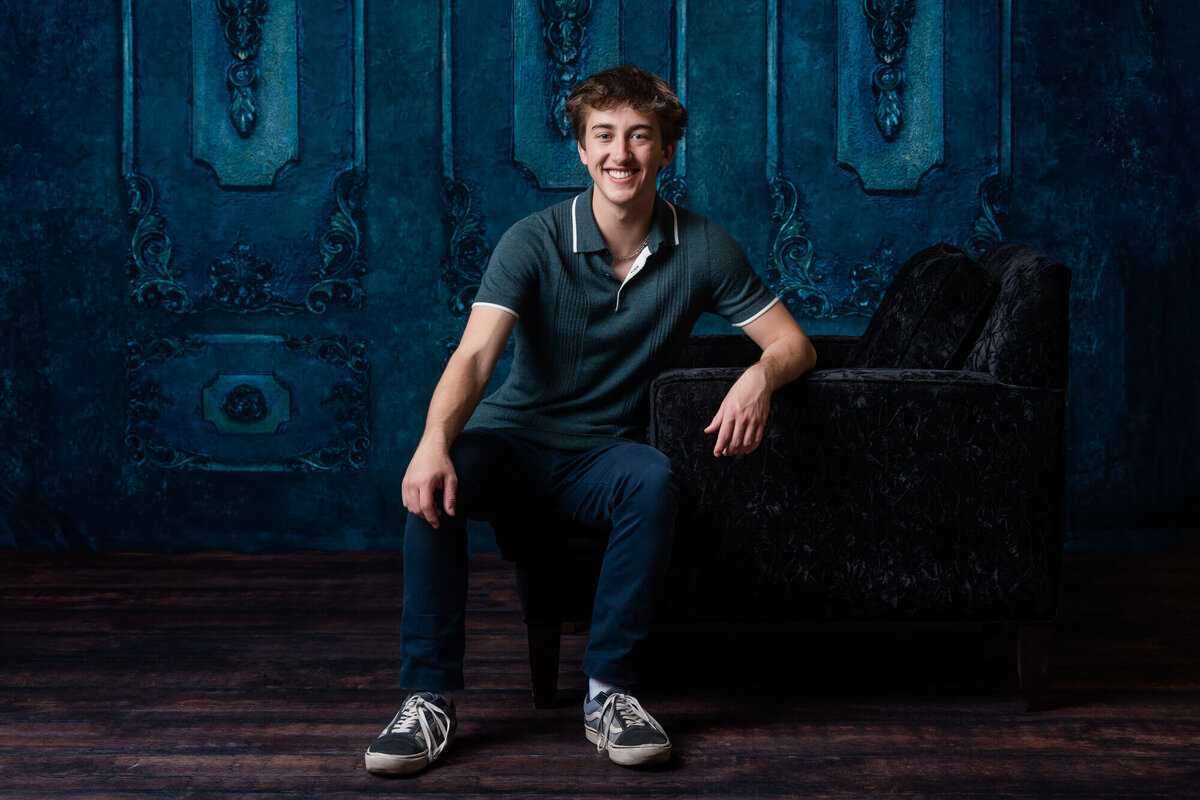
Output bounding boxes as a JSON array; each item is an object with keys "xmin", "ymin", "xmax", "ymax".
[{"xmin": 365, "ymin": 65, "xmax": 816, "ymax": 775}]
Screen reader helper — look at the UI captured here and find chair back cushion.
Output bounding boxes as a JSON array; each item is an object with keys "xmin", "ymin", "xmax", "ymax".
[
  {"xmin": 964, "ymin": 242, "xmax": 1071, "ymax": 388},
  {"xmin": 845, "ymin": 243, "xmax": 996, "ymax": 369}
]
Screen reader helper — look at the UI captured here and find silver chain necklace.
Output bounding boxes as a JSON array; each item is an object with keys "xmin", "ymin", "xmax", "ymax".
[{"xmin": 613, "ymin": 232, "xmax": 652, "ymax": 261}]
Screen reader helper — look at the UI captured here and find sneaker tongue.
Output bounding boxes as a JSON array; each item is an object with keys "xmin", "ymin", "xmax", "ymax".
[{"xmin": 413, "ymin": 691, "xmax": 445, "ymax": 708}]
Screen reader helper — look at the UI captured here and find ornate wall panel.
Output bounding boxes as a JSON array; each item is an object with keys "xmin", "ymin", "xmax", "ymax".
[
  {"xmin": 835, "ymin": 0, "xmax": 944, "ymax": 192},
  {"xmin": 512, "ymin": 0, "xmax": 620, "ymax": 189},
  {"xmin": 125, "ymin": 334, "xmax": 370, "ymax": 471},
  {"xmin": 191, "ymin": 0, "xmax": 299, "ymax": 188},
  {"xmin": 123, "ymin": 0, "xmax": 366, "ymax": 316},
  {"xmin": 123, "ymin": 0, "xmax": 370, "ymax": 477},
  {"xmin": 766, "ymin": 0, "xmax": 1010, "ymax": 328}
]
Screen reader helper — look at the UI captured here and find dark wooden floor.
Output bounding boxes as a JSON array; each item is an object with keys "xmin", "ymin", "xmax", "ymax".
[{"xmin": 2, "ymin": 537, "xmax": 1199, "ymax": 799}]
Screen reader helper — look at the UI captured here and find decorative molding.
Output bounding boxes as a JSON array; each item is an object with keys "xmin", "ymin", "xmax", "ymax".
[
  {"xmin": 965, "ymin": 0, "xmax": 1012, "ymax": 259},
  {"xmin": 542, "ymin": 0, "xmax": 593, "ymax": 138},
  {"xmin": 864, "ymin": 0, "xmax": 916, "ymax": 141},
  {"xmin": 125, "ymin": 334, "xmax": 371, "ymax": 471},
  {"xmin": 203, "ymin": 241, "xmax": 284, "ymax": 312},
  {"xmin": 845, "ymin": 251, "xmax": 892, "ymax": 315},
  {"xmin": 966, "ymin": 174, "xmax": 1009, "ymax": 259},
  {"xmin": 512, "ymin": 0, "xmax": 617, "ymax": 189},
  {"xmin": 765, "ymin": 177, "xmax": 891, "ymax": 320},
  {"xmin": 190, "ymin": 0, "xmax": 298, "ymax": 187},
  {"xmin": 765, "ymin": 177, "xmax": 829, "ymax": 319},
  {"xmin": 202, "ymin": 373, "xmax": 292, "ymax": 434},
  {"xmin": 125, "ymin": 336, "xmax": 212, "ymax": 469},
  {"xmin": 658, "ymin": 171, "xmax": 687, "ymax": 207},
  {"xmin": 440, "ymin": 178, "xmax": 492, "ymax": 317},
  {"xmin": 835, "ymin": 0, "xmax": 943, "ymax": 192},
  {"xmin": 124, "ymin": 170, "xmax": 366, "ymax": 315},
  {"xmin": 282, "ymin": 334, "xmax": 370, "ymax": 471},
  {"xmin": 125, "ymin": 173, "xmax": 190, "ymax": 313},
  {"xmin": 307, "ymin": 169, "xmax": 368, "ymax": 313},
  {"xmin": 217, "ymin": 0, "xmax": 268, "ymax": 137},
  {"xmin": 220, "ymin": 384, "xmax": 268, "ymax": 423}
]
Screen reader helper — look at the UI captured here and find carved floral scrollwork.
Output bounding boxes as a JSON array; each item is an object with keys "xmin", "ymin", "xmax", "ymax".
[
  {"xmin": 541, "ymin": 0, "xmax": 592, "ymax": 138},
  {"xmin": 204, "ymin": 241, "xmax": 280, "ymax": 311},
  {"xmin": 125, "ymin": 174, "xmax": 190, "ymax": 313},
  {"xmin": 125, "ymin": 336, "xmax": 212, "ymax": 469},
  {"xmin": 657, "ymin": 172, "xmax": 688, "ymax": 207},
  {"xmin": 125, "ymin": 170, "xmax": 365, "ymax": 315},
  {"xmin": 217, "ymin": 0, "xmax": 268, "ymax": 137},
  {"xmin": 439, "ymin": 178, "xmax": 492, "ymax": 317},
  {"xmin": 766, "ymin": 177, "xmax": 830, "ymax": 318},
  {"xmin": 864, "ymin": 0, "xmax": 916, "ymax": 141},
  {"xmin": 966, "ymin": 173, "xmax": 1010, "ymax": 259},
  {"xmin": 307, "ymin": 169, "xmax": 368, "ymax": 313},
  {"xmin": 282, "ymin": 335, "xmax": 370, "ymax": 470},
  {"xmin": 221, "ymin": 384, "xmax": 269, "ymax": 423},
  {"xmin": 766, "ymin": 177, "xmax": 891, "ymax": 319}
]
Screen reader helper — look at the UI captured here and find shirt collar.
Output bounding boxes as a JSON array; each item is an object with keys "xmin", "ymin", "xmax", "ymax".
[{"xmin": 571, "ymin": 186, "xmax": 680, "ymax": 256}]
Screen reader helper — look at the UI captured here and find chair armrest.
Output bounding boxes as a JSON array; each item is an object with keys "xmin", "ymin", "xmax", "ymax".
[{"xmin": 648, "ymin": 367, "xmax": 1066, "ymax": 621}]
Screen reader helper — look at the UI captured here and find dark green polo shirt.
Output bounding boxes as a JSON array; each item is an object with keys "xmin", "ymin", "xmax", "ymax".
[{"xmin": 466, "ymin": 187, "xmax": 778, "ymax": 449}]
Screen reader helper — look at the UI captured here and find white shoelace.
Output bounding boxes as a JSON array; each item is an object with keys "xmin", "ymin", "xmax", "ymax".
[
  {"xmin": 595, "ymin": 692, "xmax": 670, "ymax": 753},
  {"xmin": 383, "ymin": 695, "xmax": 452, "ymax": 762}
]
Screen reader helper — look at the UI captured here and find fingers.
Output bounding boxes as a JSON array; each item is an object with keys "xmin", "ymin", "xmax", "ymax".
[
  {"xmin": 443, "ymin": 473, "xmax": 458, "ymax": 518},
  {"xmin": 416, "ymin": 483, "xmax": 442, "ymax": 529},
  {"xmin": 709, "ymin": 408, "xmax": 766, "ymax": 457},
  {"xmin": 402, "ymin": 471, "xmax": 456, "ymax": 529}
]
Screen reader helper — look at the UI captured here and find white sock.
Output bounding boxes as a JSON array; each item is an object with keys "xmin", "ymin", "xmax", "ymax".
[{"xmin": 588, "ymin": 677, "xmax": 622, "ymax": 701}]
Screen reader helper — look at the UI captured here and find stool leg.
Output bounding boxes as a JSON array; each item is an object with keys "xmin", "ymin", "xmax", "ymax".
[{"xmin": 526, "ymin": 620, "xmax": 562, "ymax": 709}]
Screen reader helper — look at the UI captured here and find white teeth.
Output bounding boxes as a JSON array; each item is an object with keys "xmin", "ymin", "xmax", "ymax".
[{"xmin": 609, "ymin": 170, "xmax": 634, "ymax": 179}]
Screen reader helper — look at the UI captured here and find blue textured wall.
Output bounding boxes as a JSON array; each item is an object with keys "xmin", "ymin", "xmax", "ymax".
[{"xmin": 0, "ymin": 1, "xmax": 1196, "ymax": 550}]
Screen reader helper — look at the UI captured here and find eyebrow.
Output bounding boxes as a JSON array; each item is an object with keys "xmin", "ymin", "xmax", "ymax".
[{"xmin": 589, "ymin": 123, "xmax": 655, "ymax": 133}]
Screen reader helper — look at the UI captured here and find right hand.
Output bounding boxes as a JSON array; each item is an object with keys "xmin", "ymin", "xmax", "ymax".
[{"xmin": 401, "ymin": 441, "xmax": 458, "ymax": 529}]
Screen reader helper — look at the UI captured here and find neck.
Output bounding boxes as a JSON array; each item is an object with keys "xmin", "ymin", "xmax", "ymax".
[{"xmin": 591, "ymin": 191, "xmax": 655, "ymax": 260}]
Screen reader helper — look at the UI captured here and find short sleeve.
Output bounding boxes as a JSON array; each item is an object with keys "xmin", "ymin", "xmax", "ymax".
[
  {"xmin": 704, "ymin": 221, "xmax": 779, "ymax": 327},
  {"xmin": 473, "ymin": 217, "xmax": 544, "ymax": 318}
]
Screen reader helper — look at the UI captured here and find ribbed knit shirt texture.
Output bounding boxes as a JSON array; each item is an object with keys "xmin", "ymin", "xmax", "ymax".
[{"xmin": 467, "ymin": 187, "xmax": 779, "ymax": 450}]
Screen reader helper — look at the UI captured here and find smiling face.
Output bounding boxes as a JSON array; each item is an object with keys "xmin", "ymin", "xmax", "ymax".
[{"xmin": 577, "ymin": 105, "xmax": 676, "ymax": 218}]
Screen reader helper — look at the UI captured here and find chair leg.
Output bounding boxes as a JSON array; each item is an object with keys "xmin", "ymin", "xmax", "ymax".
[
  {"xmin": 526, "ymin": 620, "xmax": 562, "ymax": 709},
  {"xmin": 1018, "ymin": 624, "xmax": 1051, "ymax": 711}
]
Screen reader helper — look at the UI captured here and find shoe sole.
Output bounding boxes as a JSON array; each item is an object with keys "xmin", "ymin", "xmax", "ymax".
[
  {"xmin": 585, "ymin": 725, "xmax": 672, "ymax": 767},
  {"xmin": 364, "ymin": 730, "xmax": 456, "ymax": 776}
]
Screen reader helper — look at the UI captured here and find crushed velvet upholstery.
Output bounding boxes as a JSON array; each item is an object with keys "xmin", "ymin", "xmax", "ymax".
[
  {"xmin": 845, "ymin": 243, "xmax": 996, "ymax": 370},
  {"xmin": 492, "ymin": 241, "xmax": 1069, "ymax": 708},
  {"xmin": 965, "ymin": 242, "xmax": 1072, "ymax": 389}
]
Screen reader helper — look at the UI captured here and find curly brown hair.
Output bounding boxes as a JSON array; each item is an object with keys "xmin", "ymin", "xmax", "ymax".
[{"xmin": 566, "ymin": 65, "xmax": 687, "ymax": 147}]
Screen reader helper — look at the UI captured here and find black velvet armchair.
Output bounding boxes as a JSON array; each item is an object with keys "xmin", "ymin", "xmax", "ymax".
[{"xmin": 493, "ymin": 241, "xmax": 1070, "ymax": 711}]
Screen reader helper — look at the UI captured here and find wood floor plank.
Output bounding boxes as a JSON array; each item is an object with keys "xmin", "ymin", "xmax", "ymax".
[{"xmin": 2, "ymin": 538, "xmax": 1199, "ymax": 797}]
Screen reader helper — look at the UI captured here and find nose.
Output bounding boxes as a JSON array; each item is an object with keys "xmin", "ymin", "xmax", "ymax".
[{"xmin": 612, "ymin": 136, "xmax": 630, "ymax": 162}]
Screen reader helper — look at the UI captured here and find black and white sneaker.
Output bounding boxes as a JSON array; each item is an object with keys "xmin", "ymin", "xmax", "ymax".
[
  {"xmin": 364, "ymin": 692, "xmax": 456, "ymax": 776},
  {"xmin": 583, "ymin": 690, "xmax": 672, "ymax": 767}
]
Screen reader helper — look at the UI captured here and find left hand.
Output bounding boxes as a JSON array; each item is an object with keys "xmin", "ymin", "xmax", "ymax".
[{"xmin": 704, "ymin": 366, "xmax": 771, "ymax": 457}]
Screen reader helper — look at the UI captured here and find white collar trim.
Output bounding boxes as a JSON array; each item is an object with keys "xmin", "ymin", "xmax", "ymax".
[{"xmin": 573, "ymin": 193, "xmax": 679, "ymax": 252}]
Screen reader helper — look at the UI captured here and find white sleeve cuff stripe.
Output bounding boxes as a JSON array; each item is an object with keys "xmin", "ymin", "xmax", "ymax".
[
  {"xmin": 472, "ymin": 301, "xmax": 520, "ymax": 319},
  {"xmin": 731, "ymin": 296, "xmax": 781, "ymax": 328}
]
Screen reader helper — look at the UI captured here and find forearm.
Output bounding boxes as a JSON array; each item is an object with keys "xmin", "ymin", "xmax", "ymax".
[
  {"xmin": 746, "ymin": 329, "xmax": 816, "ymax": 393},
  {"xmin": 418, "ymin": 350, "xmax": 492, "ymax": 452}
]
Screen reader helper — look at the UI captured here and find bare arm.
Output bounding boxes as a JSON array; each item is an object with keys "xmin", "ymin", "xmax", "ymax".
[
  {"xmin": 402, "ymin": 305, "xmax": 516, "ymax": 527},
  {"xmin": 704, "ymin": 301, "xmax": 816, "ymax": 457}
]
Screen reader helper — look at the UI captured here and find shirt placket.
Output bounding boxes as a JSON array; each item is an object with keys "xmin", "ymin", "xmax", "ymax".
[{"xmin": 613, "ymin": 246, "xmax": 652, "ymax": 312}]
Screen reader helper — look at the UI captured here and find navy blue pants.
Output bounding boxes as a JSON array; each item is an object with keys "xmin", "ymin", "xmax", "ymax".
[{"xmin": 399, "ymin": 427, "xmax": 678, "ymax": 692}]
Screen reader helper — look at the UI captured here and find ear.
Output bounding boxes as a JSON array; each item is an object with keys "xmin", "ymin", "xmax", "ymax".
[
  {"xmin": 660, "ymin": 142, "xmax": 677, "ymax": 168},
  {"xmin": 577, "ymin": 139, "xmax": 588, "ymax": 165}
]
